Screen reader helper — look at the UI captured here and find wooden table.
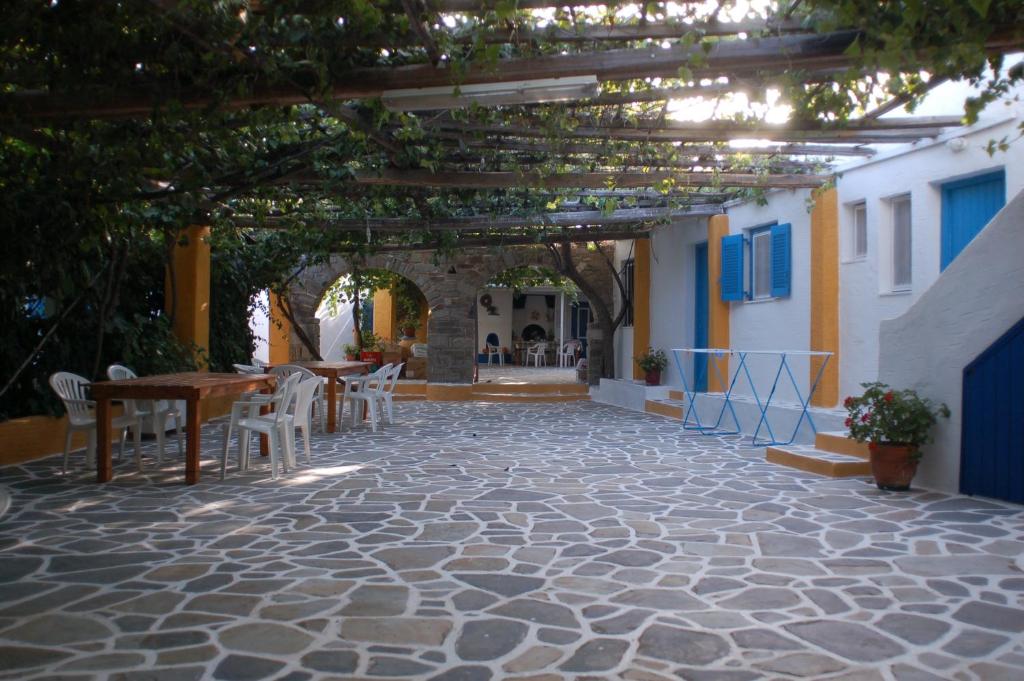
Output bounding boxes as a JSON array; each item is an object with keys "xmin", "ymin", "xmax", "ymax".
[
  {"xmin": 264, "ymin": 361, "xmax": 370, "ymax": 433},
  {"xmin": 90, "ymin": 372, "xmax": 276, "ymax": 485}
]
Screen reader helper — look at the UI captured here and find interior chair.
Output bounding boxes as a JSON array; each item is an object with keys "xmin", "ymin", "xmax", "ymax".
[
  {"xmin": 107, "ymin": 364, "xmax": 184, "ymax": 466},
  {"xmin": 527, "ymin": 341, "xmax": 548, "ymax": 367},
  {"xmin": 48, "ymin": 372, "xmax": 144, "ymax": 475},
  {"xmin": 558, "ymin": 340, "xmax": 581, "ymax": 368},
  {"xmin": 270, "ymin": 364, "xmax": 327, "ymax": 433},
  {"xmin": 220, "ymin": 372, "xmax": 301, "ymax": 480},
  {"xmin": 485, "ymin": 332, "xmax": 503, "ymax": 366},
  {"xmin": 343, "ymin": 364, "xmax": 392, "ymax": 432}
]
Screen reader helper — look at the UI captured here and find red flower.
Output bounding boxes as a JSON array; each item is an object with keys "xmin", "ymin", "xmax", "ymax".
[
  {"xmin": 861, "ymin": 413, "xmax": 871, "ymax": 423},
  {"xmin": 844, "ymin": 417, "xmax": 852, "ymax": 427},
  {"xmin": 843, "ymin": 396, "xmax": 854, "ymax": 408},
  {"xmin": 884, "ymin": 391, "xmax": 894, "ymax": 402}
]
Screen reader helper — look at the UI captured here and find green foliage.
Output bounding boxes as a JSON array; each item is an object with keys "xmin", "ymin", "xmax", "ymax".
[
  {"xmin": 844, "ymin": 382, "xmax": 951, "ymax": 449},
  {"xmin": 392, "ymin": 277, "xmax": 426, "ymax": 332},
  {"xmin": 487, "ymin": 266, "xmax": 578, "ymax": 299},
  {"xmin": 634, "ymin": 347, "xmax": 669, "ymax": 373}
]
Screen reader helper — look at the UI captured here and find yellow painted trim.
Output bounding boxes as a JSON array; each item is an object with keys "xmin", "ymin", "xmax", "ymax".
[
  {"xmin": 373, "ymin": 288, "xmax": 397, "ymax": 342},
  {"xmin": 815, "ymin": 432, "xmax": 870, "ymax": 459},
  {"xmin": 706, "ymin": 215, "xmax": 731, "ymax": 392},
  {"xmin": 766, "ymin": 446, "xmax": 871, "ymax": 478},
  {"xmin": 425, "ymin": 383, "xmax": 475, "ymax": 401},
  {"xmin": 632, "ymin": 239, "xmax": 652, "ymax": 380},
  {"xmin": 471, "ymin": 383, "xmax": 588, "ymax": 395},
  {"xmin": 810, "ymin": 187, "xmax": 840, "ymax": 407},
  {"xmin": 268, "ymin": 292, "xmax": 292, "ymax": 364},
  {"xmin": 645, "ymin": 400, "xmax": 683, "ymax": 419},
  {"xmin": 165, "ymin": 225, "xmax": 211, "ymax": 368}
]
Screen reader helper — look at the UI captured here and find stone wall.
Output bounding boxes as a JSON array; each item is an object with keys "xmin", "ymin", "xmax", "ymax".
[{"xmin": 288, "ymin": 245, "xmax": 613, "ymax": 386}]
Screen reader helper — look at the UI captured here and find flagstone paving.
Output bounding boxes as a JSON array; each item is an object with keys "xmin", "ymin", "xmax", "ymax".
[{"xmin": 0, "ymin": 400, "xmax": 1022, "ymax": 681}]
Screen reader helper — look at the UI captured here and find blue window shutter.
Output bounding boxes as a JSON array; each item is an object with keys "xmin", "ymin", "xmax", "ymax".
[
  {"xmin": 770, "ymin": 223, "xmax": 791, "ymax": 298},
  {"xmin": 720, "ymin": 234, "xmax": 744, "ymax": 301}
]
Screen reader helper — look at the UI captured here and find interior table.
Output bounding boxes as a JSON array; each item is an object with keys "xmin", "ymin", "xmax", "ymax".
[
  {"xmin": 90, "ymin": 372, "xmax": 276, "ymax": 485},
  {"xmin": 263, "ymin": 361, "xmax": 371, "ymax": 433}
]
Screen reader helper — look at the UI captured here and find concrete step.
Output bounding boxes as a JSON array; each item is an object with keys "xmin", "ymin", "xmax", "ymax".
[
  {"xmin": 766, "ymin": 445, "xmax": 872, "ymax": 478},
  {"xmin": 815, "ymin": 430, "xmax": 870, "ymax": 459},
  {"xmin": 473, "ymin": 383, "xmax": 588, "ymax": 395},
  {"xmin": 645, "ymin": 399, "xmax": 684, "ymax": 419},
  {"xmin": 472, "ymin": 392, "xmax": 590, "ymax": 403}
]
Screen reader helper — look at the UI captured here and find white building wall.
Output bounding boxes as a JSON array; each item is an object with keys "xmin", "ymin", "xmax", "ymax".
[
  {"xmin": 476, "ymin": 287, "xmax": 514, "ymax": 352},
  {"xmin": 836, "ymin": 113, "xmax": 1023, "ymax": 399},
  {"xmin": 723, "ymin": 190, "xmax": 814, "ymax": 405},
  {"xmin": 647, "ymin": 217, "xmax": 708, "ymax": 389},
  {"xmin": 878, "ymin": 189, "xmax": 1024, "ymax": 493},
  {"xmin": 317, "ymin": 297, "xmax": 355, "ymax": 361}
]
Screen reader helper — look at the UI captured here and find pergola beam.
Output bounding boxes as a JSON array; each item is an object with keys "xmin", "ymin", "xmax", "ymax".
[
  {"xmin": 347, "ymin": 230, "xmax": 652, "ymax": 253},
  {"xmin": 233, "ymin": 205, "xmax": 721, "ymax": 232},
  {"xmin": 440, "ymin": 137, "xmax": 876, "ymax": 157}
]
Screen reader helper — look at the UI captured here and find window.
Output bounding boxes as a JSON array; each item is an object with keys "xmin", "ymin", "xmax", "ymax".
[
  {"xmin": 621, "ymin": 258, "xmax": 635, "ymax": 326},
  {"xmin": 850, "ymin": 202, "xmax": 867, "ymax": 259},
  {"xmin": 891, "ymin": 195, "xmax": 912, "ymax": 290},
  {"xmin": 750, "ymin": 227, "xmax": 773, "ymax": 299}
]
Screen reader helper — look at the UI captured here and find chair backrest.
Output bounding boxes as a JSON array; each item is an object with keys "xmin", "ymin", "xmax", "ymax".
[
  {"xmin": 233, "ymin": 363, "xmax": 260, "ymax": 374},
  {"xmin": 292, "ymin": 375, "xmax": 320, "ymax": 424},
  {"xmin": 370, "ymin": 364, "xmax": 393, "ymax": 395},
  {"xmin": 485, "ymin": 332, "xmax": 499, "ymax": 347},
  {"xmin": 269, "ymin": 372, "xmax": 302, "ymax": 425},
  {"xmin": 385, "ymin": 363, "xmax": 404, "ymax": 393},
  {"xmin": 251, "ymin": 357, "xmax": 267, "ymax": 368},
  {"xmin": 564, "ymin": 340, "xmax": 581, "ymax": 353},
  {"xmin": 106, "ymin": 364, "xmax": 144, "ymax": 416},
  {"xmin": 270, "ymin": 364, "xmax": 316, "ymax": 381},
  {"xmin": 533, "ymin": 342, "xmax": 548, "ymax": 352},
  {"xmin": 49, "ymin": 372, "xmax": 93, "ymax": 425}
]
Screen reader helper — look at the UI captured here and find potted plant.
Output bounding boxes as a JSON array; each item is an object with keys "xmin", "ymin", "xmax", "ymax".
[
  {"xmin": 844, "ymin": 382, "xmax": 950, "ymax": 491},
  {"xmin": 359, "ymin": 332, "xmax": 384, "ymax": 367},
  {"xmin": 399, "ymin": 316, "xmax": 419, "ymax": 339},
  {"xmin": 342, "ymin": 343, "xmax": 359, "ymax": 361},
  {"xmin": 635, "ymin": 347, "xmax": 668, "ymax": 386}
]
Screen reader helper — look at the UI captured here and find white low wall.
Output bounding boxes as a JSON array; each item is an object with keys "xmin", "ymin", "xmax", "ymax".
[{"xmin": 879, "ymin": 189, "xmax": 1024, "ymax": 493}]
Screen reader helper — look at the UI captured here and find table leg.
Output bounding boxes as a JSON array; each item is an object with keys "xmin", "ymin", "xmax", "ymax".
[
  {"xmin": 259, "ymin": 385, "xmax": 272, "ymax": 456},
  {"xmin": 185, "ymin": 399, "xmax": 200, "ymax": 485},
  {"xmin": 96, "ymin": 398, "xmax": 112, "ymax": 482},
  {"xmin": 327, "ymin": 376, "xmax": 338, "ymax": 433}
]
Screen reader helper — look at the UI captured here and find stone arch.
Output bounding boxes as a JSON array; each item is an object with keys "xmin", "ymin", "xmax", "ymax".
[{"xmin": 288, "ymin": 245, "xmax": 614, "ymax": 387}]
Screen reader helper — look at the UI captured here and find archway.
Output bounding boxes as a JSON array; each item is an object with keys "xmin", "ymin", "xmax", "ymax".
[{"xmin": 476, "ymin": 265, "xmax": 586, "ymax": 385}]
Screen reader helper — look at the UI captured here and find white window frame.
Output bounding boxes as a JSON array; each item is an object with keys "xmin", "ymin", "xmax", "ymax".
[
  {"xmin": 746, "ymin": 223, "xmax": 777, "ymax": 301},
  {"xmin": 889, "ymin": 194, "xmax": 913, "ymax": 292},
  {"xmin": 846, "ymin": 201, "xmax": 868, "ymax": 262}
]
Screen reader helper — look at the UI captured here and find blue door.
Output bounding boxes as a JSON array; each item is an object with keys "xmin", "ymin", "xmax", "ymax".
[
  {"xmin": 571, "ymin": 301, "xmax": 590, "ymax": 358},
  {"xmin": 694, "ymin": 242, "xmax": 709, "ymax": 391},
  {"xmin": 941, "ymin": 170, "xmax": 1005, "ymax": 270},
  {"xmin": 961, "ymin": 316, "xmax": 1024, "ymax": 504}
]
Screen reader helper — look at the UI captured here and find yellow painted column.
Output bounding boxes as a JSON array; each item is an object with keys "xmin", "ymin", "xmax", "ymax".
[
  {"xmin": 810, "ymin": 187, "xmax": 840, "ymax": 407},
  {"xmin": 372, "ymin": 288, "xmax": 396, "ymax": 342},
  {"xmin": 165, "ymin": 225, "xmax": 211, "ymax": 367},
  {"xmin": 707, "ymin": 215, "xmax": 731, "ymax": 392},
  {"xmin": 631, "ymin": 238, "xmax": 652, "ymax": 380},
  {"xmin": 268, "ymin": 292, "xmax": 292, "ymax": 364}
]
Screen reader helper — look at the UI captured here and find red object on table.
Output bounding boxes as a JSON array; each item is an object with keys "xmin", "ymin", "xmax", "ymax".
[
  {"xmin": 90, "ymin": 372, "xmax": 276, "ymax": 485},
  {"xmin": 263, "ymin": 361, "xmax": 371, "ymax": 433}
]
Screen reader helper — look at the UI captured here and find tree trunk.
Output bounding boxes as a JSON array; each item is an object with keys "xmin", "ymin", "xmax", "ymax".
[{"xmin": 274, "ymin": 293, "xmax": 322, "ymax": 361}]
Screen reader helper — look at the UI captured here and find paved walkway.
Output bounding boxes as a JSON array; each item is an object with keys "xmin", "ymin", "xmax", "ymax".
[{"xmin": 0, "ymin": 401, "xmax": 1022, "ymax": 681}]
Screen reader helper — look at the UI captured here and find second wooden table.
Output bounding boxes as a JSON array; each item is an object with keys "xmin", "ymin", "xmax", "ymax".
[{"xmin": 264, "ymin": 361, "xmax": 371, "ymax": 433}]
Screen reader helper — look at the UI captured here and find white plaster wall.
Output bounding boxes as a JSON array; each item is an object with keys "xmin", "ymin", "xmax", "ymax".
[
  {"xmin": 878, "ymin": 188, "xmax": 1024, "ymax": 493},
  {"xmin": 477, "ymin": 287, "xmax": 513, "ymax": 350},
  {"xmin": 317, "ymin": 297, "xmax": 355, "ymax": 361},
  {"xmin": 647, "ymin": 217, "xmax": 709, "ymax": 388},
  {"xmin": 724, "ymin": 190, "xmax": 815, "ymax": 405},
  {"xmin": 837, "ymin": 112, "xmax": 1024, "ymax": 400},
  {"xmin": 512, "ymin": 293, "xmax": 556, "ymax": 342},
  {"xmin": 251, "ymin": 290, "xmax": 270, "ymax": 363}
]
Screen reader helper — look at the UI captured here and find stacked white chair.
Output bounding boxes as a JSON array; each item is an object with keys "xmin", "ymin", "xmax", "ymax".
[
  {"xmin": 48, "ymin": 372, "xmax": 144, "ymax": 475},
  {"xmin": 220, "ymin": 372, "xmax": 301, "ymax": 480},
  {"xmin": 342, "ymin": 364, "xmax": 392, "ymax": 432},
  {"xmin": 558, "ymin": 340, "xmax": 581, "ymax": 368},
  {"xmin": 106, "ymin": 365, "xmax": 184, "ymax": 467},
  {"xmin": 270, "ymin": 364, "xmax": 327, "ymax": 433},
  {"xmin": 288, "ymin": 375, "xmax": 322, "ymax": 465},
  {"xmin": 380, "ymin": 362, "xmax": 405, "ymax": 425}
]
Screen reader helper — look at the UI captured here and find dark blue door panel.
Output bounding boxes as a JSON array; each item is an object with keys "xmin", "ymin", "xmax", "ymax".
[
  {"xmin": 961, "ymin": 316, "xmax": 1024, "ymax": 504},
  {"xmin": 694, "ymin": 242, "xmax": 709, "ymax": 391},
  {"xmin": 941, "ymin": 170, "xmax": 1005, "ymax": 270}
]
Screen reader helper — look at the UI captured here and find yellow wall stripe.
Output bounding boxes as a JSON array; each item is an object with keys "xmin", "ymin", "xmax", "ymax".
[
  {"xmin": 165, "ymin": 225, "xmax": 211, "ymax": 368},
  {"xmin": 632, "ymin": 238, "xmax": 652, "ymax": 380},
  {"xmin": 810, "ymin": 187, "xmax": 840, "ymax": 407},
  {"xmin": 707, "ymin": 215, "xmax": 731, "ymax": 391}
]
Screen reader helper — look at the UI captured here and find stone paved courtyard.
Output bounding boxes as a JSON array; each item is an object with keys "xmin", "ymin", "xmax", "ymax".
[{"xmin": 1, "ymin": 401, "xmax": 1023, "ymax": 681}]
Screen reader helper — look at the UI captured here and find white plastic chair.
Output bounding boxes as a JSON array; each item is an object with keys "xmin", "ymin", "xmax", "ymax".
[
  {"xmin": 558, "ymin": 340, "xmax": 581, "ymax": 368},
  {"xmin": 48, "ymin": 372, "xmax": 144, "ymax": 475},
  {"xmin": 288, "ymin": 375, "xmax": 322, "ymax": 465},
  {"xmin": 220, "ymin": 372, "xmax": 300, "ymax": 480},
  {"xmin": 270, "ymin": 365, "xmax": 327, "ymax": 433},
  {"xmin": 380, "ymin": 362, "xmax": 405, "ymax": 425},
  {"xmin": 527, "ymin": 342, "xmax": 548, "ymax": 367},
  {"xmin": 107, "ymin": 365, "xmax": 184, "ymax": 466},
  {"xmin": 233, "ymin": 363, "xmax": 261, "ymax": 374},
  {"xmin": 343, "ymin": 364, "xmax": 391, "ymax": 432},
  {"xmin": 486, "ymin": 343, "xmax": 503, "ymax": 366}
]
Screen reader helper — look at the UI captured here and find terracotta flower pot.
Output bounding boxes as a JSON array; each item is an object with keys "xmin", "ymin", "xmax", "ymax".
[
  {"xmin": 345, "ymin": 354, "xmax": 357, "ymax": 361},
  {"xmin": 869, "ymin": 443, "xmax": 920, "ymax": 491},
  {"xmin": 402, "ymin": 326, "xmax": 417, "ymax": 338},
  {"xmin": 644, "ymin": 369, "xmax": 661, "ymax": 386}
]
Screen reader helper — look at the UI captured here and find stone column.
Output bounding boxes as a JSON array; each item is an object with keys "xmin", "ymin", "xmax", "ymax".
[
  {"xmin": 586, "ymin": 326, "xmax": 603, "ymax": 386},
  {"xmin": 165, "ymin": 225, "xmax": 211, "ymax": 368}
]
